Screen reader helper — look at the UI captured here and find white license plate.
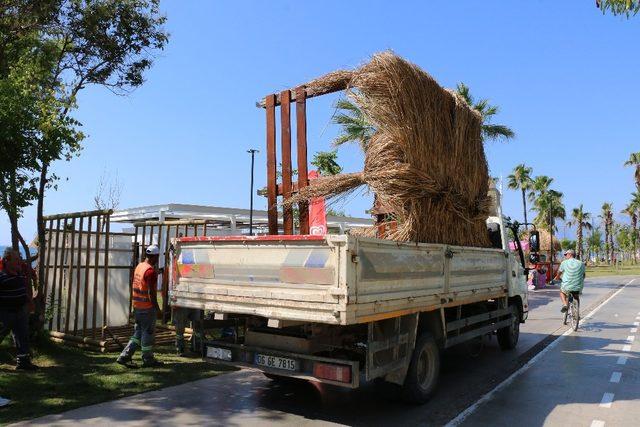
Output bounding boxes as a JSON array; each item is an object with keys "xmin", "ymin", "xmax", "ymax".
[
  {"xmin": 255, "ymin": 354, "xmax": 297, "ymax": 371},
  {"xmin": 206, "ymin": 346, "xmax": 232, "ymax": 361}
]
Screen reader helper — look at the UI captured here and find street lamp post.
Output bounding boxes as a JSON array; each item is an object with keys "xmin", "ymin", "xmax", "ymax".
[{"xmin": 247, "ymin": 149, "xmax": 259, "ymax": 236}]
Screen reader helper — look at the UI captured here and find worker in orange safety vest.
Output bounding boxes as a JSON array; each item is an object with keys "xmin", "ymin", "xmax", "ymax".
[{"xmin": 116, "ymin": 244, "xmax": 163, "ymax": 367}]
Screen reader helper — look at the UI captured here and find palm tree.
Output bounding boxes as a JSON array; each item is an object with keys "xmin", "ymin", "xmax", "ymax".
[
  {"xmin": 622, "ymin": 202, "xmax": 638, "ymax": 264},
  {"xmin": 332, "ymin": 99, "xmax": 376, "ymax": 150},
  {"xmin": 528, "ymin": 175, "xmax": 554, "ymax": 203},
  {"xmin": 567, "ymin": 205, "xmax": 592, "ymax": 261},
  {"xmin": 587, "ymin": 228, "xmax": 603, "ymax": 262},
  {"xmin": 600, "ymin": 202, "xmax": 614, "ymax": 264},
  {"xmin": 455, "ymin": 83, "xmax": 515, "ymax": 143},
  {"xmin": 532, "ymin": 189, "xmax": 566, "ymax": 232},
  {"xmin": 507, "ymin": 164, "xmax": 533, "ymax": 226},
  {"xmin": 624, "ymin": 152, "xmax": 640, "ymax": 189}
]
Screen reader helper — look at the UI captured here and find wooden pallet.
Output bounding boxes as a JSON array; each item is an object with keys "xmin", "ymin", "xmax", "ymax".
[{"xmin": 49, "ymin": 324, "xmax": 191, "ymax": 353}]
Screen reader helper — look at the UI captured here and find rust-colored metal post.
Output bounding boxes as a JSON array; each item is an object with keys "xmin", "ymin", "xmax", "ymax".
[
  {"xmin": 48, "ymin": 219, "xmax": 61, "ymax": 331},
  {"xmin": 266, "ymin": 94, "xmax": 278, "ymax": 235},
  {"xmin": 43, "ymin": 219, "xmax": 54, "ymax": 305},
  {"xmin": 296, "ymin": 87, "xmax": 310, "ymax": 234},
  {"xmin": 73, "ymin": 216, "xmax": 84, "ymax": 335},
  {"xmin": 64, "ymin": 218, "xmax": 77, "ymax": 333},
  {"xmin": 82, "ymin": 215, "xmax": 92, "ymax": 334},
  {"xmin": 281, "ymin": 90, "xmax": 294, "ymax": 235},
  {"xmin": 92, "ymin": 215, "xmax": 102, "ymax": 339},
  {"xmin": 55, "ymin": 218, "xmax": 69, "ymax": 331},
  {"xmin": 102, "ymin": 214, "xmax": 110, "ymax": 338}
]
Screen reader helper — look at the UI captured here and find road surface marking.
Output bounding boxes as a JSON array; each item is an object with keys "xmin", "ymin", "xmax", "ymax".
[
  {"xmin": 623, "ymin": 345, "xmax": 632, "ymax": 352},
  {"xmin": 446, "ymin": 278, "xmax": 636, "ymax": 427},
  {"xmin": 600, "ymin": 393, "xmax": 614, "ymax": 408},
  {"xmin": 591, "ymin": 420, "xmax": 605, "ymax": 427},
  {"xmin": 626, "ymin": 336, "xmax": 635, "ymax": 343},
  {"xmin": 617, "ymin": 356, "xmax": 628, "ymax": 365},
  {"xmin": 610, "ymin": 372, "xmax": 622, "ymax": 383},
  {"xmin": 631, "ymin": 328, "xmax": 638, "ymax": 333}
]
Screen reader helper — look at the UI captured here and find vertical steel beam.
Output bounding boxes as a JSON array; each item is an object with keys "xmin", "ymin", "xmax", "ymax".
[
  {"xmin": 56, "ymin": 218, "xmax": 69, "ymax": 331},
  {"xmin": 296, "ymin": 87, "xmax": 310, "ymax": 234},
  {"xmin": 266, "ymin": 94, "xmax": 278, "ymax": 235},
  {"xmin": 280, "ymin": 90, "xmax": 293, "ymax": 234},
  {"xmin": 92, "ymin": 215, "xmax": 101, "ymax": 339},
  {"xmin": 73, "ymin": 216, "xmax": 84, "ymax": 335},
  {"xmin": 64, "ymin": 218, "xmax": 77, "ymax": 333},
  {"xmin": 82, "ymin": 215, "xmax": 92, "ymax": 334},
  {"xmin": 43, "ymin": 219, "xmax": 54, "ymax": 306},
  {"xmin": 48, "ymin": 219, "xmax": 61, "ymax": 331},
  {"xmin": 102, "ymin": 214, "xmax": 111, "ymax": 338}
]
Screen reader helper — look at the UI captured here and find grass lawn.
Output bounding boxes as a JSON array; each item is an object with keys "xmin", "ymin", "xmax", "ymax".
[
  {"xmin": 0, "ymin": 336, "xmax": 234, "ymax": 425},
  {"xmin": 586, "ymin": 264, "xmax": 640, "ymax": 277}
]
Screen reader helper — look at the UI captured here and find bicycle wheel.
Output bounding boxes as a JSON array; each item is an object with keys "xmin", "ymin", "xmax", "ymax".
[{"xmin": 570, "ymin": 299, "xmax": 580, "ymax": 331}]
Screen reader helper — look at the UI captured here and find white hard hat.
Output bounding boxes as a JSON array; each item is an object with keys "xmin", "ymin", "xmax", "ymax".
[{"xmin": 146, "ymin": 244, "xmax": 160, "ymax": 256}]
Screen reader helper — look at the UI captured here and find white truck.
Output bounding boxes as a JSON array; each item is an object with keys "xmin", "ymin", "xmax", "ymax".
[{"xmin": 169, "ymin": 188, "xmax": 528, "ymax": 403}]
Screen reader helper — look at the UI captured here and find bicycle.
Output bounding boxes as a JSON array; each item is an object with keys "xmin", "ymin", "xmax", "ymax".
[{"xmin": 563, "ymin": 291, "xmax": 580, "ymax": 331}]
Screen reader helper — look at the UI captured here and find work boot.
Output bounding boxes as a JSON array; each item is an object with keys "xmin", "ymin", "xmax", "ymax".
[
  {"xmin": 176, "ymin": 338, "xmax": 185, "ymax": 356},
  {"xmin": 116, "ymin": 354, "xmax": 132, "ymax": 366},
  {"xmin": 15, "ymin": 355, "xmax": 38, "ymax": 371},
  {"xmin": 142, "ymin": 357, "xmax": 164, "ymax": 368}
]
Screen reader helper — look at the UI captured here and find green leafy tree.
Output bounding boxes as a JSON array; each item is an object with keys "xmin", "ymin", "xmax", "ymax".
[
  {"xmin": 624, "ymin": 151, "xmax": 640, "ymax": 189},
  {"xmin": 600, "ymin": 202, "xmax": 614, "ymax": 264},
  {"xmin": 559, "ymin": 238, "xmax": 576, "ymax": 252},
  {"xmin": 532, "ymin": 189, "xmax": 566, "ymax": 233},
  {"xmin": 311, "ymin": 150, "xmax": 343, "ymax": 176},
  {"xmin": 507, "ymin": 164, "xmax": 533, "ymax": 226},
  {"xmin": 587, "ymin": 227, "xmax": 604, "ymax": 262},
  {"xmin": 455, "ymin": 83, "xmax": 515, "ymax": 143},
  {"xmin": 0, "ymin": 0, "xmax": 168, "ymax": 321},
  {"xmin": 596, "ymin": 0, "xmax": 640, "ymax": 16},
  {"xmin": 567, "ymin": 205, "xmax": 592, "ymax": 260},
  {"xmin": 332, "ymin": 99, "xmax": 376, "ymax": 150}
]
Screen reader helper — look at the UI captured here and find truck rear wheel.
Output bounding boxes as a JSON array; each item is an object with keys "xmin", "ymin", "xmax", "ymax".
[
  {"xmin": 401, "ymin": 332, "xmax": 440, "ymax": 404},
  {"xmin": 497, "ymin": 304, "xmax": 520, "ymax": 350}
]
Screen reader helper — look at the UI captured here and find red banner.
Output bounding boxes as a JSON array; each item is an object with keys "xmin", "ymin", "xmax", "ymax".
[{"xmin": 308, "ymin": 170, "xmax": 327, "ymax": 235}]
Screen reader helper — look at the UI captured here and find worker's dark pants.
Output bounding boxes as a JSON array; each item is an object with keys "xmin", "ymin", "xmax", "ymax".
[
  {"xmin": 173, "ymin": 307, "xmax": 203, "ymax": 353},
  {"xmin": 0, "ymin": 306, "xmax": 30, "ymax": 359},
  {"xmin": 120, "ymin": 308, "xmax": 156, "ymax": 362}
]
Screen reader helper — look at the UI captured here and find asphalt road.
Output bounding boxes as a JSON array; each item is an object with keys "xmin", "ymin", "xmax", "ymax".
[{"xmin": 19, "ymin": 276, "xmax": 638, "ymax": 427}]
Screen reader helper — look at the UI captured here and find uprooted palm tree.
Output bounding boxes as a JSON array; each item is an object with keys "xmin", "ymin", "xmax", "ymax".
[
  {"xmin": 624, "ymin": 151, "xmax": 640, "ymax": 189},
  {"xmin": 332, "ymin": 99, "xmax": 376, "ymax": 151},
  {"xmin": 507, "ymin": 164, "xmax": 533, "ymax": 226},
  {"xmin": 455, "ymin": 83, "xmax": 515, "ymax": 143},
  {"xmin": 567, "ymin": 205, "xmax": 592, "ymax": 261}
]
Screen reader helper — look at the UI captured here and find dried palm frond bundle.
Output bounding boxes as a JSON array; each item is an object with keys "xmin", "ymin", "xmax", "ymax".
[{"xmin": 287, "ymin": 51, "xmax": 492, "ymax": 247}]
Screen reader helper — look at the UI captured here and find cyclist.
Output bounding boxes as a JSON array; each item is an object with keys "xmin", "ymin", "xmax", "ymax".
[{"xmin": 554, "ymin": 249, "xmax": 586, "ymax": 313}]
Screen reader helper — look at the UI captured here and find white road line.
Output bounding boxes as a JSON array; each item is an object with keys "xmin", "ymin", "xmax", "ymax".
[
  {"xmin": 446, "ymin": 278, "xmax": 637, "ymax": 427},
  {"xmin": 633, "ymin": 321, "xmax": 639, "ymax": 326},
  {"xmin": 610, "ymin": 372, "xmax": 622, "ymax": 383},
  {"xmin": 626, "ymin": 336, "xmax": 635, "ymax": 343},
  {"xmin": 591, "ymin": 420, "xmax": 605, "ymax": 427},
  {"xmin": 623, "ymin": 345, "xmax": 632, "ymax": 352},
  {"xmin": 631, "ymin": 328, "xmax": 638, "ymax": 333},
  {"xmin": 617, "ymin": 356, "xmax": 628, "ymax": 365},
  {"xmin": 600, "ymin": 392, "xmax": 614, "ymax": 408}
]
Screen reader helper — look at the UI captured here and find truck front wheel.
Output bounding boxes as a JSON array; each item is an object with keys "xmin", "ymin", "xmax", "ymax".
[
  {"xmin": 497, "ymin": 304, "xmax": 520, "ymax": 350},
  {"xmin": 402, "ymin": 332, "xmax": 440, "ymax": 404}
]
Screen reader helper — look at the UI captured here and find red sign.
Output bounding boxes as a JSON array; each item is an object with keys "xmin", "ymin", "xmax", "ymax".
[{"xmin": 308, "ymin": 170, "xmax": 327, "ymax": 236}]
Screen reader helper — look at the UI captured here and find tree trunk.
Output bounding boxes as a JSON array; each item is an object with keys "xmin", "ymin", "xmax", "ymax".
[
  {"xmin": 521, "ymin": 189, "xmax": 528, "ymax": 227},
  {"xmin": 604, "ymin": 224, "xmax": 610, "ymax": 265},
  {"xmin": 633, "ymin": 215, "xmax": 638, "ymax": 264},
  {"xmin": 36, "ymin": 163, "xmax": 48, "ymax": 293},
  {"xmin": 577, "ymin": 223, "xmax": 583, "ymax": 260}
]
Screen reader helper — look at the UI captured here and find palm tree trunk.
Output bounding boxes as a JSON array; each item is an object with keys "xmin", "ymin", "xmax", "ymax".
[
  {"xmin": 604, "ymin": 224, "xmax": 610, "ymax": 265},
  {"xmin": 521, "ymin": 189, "xmax": 528, "ymax": 226},
  {"xmin": 577, "ymin": 223, "xmax": 583, "ymax": 260},
  {"xmin": 633, "ymin": 215, "xmax": 638, "ymax": 264}
]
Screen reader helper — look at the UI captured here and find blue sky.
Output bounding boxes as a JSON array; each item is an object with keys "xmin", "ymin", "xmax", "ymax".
[{"xmin": 3, "ymin": 1, "xmax": 640, "ymax": 244}]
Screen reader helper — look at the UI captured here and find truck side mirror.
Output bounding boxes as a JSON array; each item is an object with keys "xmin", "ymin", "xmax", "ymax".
[{"xmin": 529, "ymin": 231, "xmax": 540, "ymax": 252}]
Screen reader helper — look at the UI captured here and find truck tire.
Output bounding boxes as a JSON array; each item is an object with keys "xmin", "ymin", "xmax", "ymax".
[
  {"xmin": 401, "ymin": 332, "xmax": 440, "ymax": 404},
  {"xmin": 497, "ymin": 305, "xmax": 520, "ymax": 351}
]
